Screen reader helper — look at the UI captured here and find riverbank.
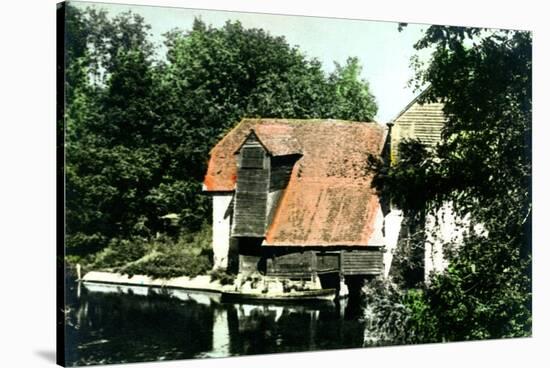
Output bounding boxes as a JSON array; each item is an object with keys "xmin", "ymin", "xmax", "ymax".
[
  {"xmin": 81, "ymin": 271, "xmax": 337, "ymax": 302},
  {"xmin": 82, "ymin": 271, "xmax": 225, "ymax": 293}
]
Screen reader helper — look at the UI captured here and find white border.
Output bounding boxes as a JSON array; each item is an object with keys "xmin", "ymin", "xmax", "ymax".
[{"xmin": 0, "ymin": 1, "xmax": 548, "ymax": 367}]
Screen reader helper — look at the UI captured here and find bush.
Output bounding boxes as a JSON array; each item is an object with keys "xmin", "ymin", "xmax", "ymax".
[
  {"xmin": 362, "ymin": 278, "xmax": 438, "ymax": 346},
  {"xmin": 92, "ymin": 237, "xmax": 150, "ymax": 270},
  {"xmin": 72, "ymin": 224, "xmax": 215, "ymax": 279},
  {"xmin": 110, "ymin": 224, "xmax": 214, "ymax": 279},
  {"xmin": 119, "ymin": 250, "xmax": 211, "ymax": 279}
]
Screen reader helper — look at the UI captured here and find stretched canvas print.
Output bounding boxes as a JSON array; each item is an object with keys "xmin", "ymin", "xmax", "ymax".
[{"xmin": 57, "ymin": 1, "xmax": 532, "ymax": 366}]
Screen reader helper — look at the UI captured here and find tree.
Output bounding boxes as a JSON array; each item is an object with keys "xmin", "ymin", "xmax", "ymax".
[
  {"xmin": 161, "ymin": 19, "xmax": 378, "ymax": 180},
  {"xmin": 378, "ymin": 26, "xmax": 532, "ymax": 340},
  {"xmin": 65, "ymin": 6, "xmax": 162, "ymax": 253},
  {"xmin": 64, "ymin": 8, "xmax": 379, "ymax": 256},
  {"xmin": 327, "ymin": 57, "xmax": 378, "ymax": 121}
]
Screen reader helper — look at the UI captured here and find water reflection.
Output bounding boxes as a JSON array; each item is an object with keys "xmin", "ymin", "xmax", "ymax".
[{"xmin": 65, "ymin": 277, "xmax": 366, "ymax": 366}]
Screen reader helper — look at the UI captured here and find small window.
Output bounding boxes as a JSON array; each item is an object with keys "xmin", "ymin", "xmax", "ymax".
[{"xmin": 240, "ymin": 146, "xmax": 264, "ymax": 168}]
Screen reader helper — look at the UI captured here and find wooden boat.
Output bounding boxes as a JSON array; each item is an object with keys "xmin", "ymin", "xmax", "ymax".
[{"xmin": 220, "ymin": 288, "xmax": 337, "ymax": 303}]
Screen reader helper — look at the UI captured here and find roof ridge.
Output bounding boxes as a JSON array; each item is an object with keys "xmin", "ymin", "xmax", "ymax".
[
  {"xmin": 240, "ymin": 117, "xmax": 380, "ymax": 125},
  {"xmin": 390, "ymin": 86, "xmax": 432, "ymax": 124}
]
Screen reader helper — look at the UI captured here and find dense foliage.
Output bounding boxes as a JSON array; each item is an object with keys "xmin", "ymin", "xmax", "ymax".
[
  {"xmin": 89, "ymin": 226, "xmax": 213, "ymax": 279},
  {"xmin": 374, "ymin": 26, "xmax": 531, "ymax": 341},
  {"xmin": 63, "ymin": 5, "xmax": 378, "ymax": 276},
  {"xmin": 363, "ymin": 279, "xmax": 438, "ymax": 346}
]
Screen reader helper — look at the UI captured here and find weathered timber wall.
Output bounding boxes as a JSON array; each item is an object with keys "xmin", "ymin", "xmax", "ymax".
[
  {"xmin": 266, "ymin": 251, "xmax": 315, "ymax": 277},
  {"xmin": 240, "ymin": 145, "xmax": 265, "ymax": 168},
  {"xmin": 263, "ymin": 248, "xmax": 385, "ymax": 278},
  {"xmin": 316, "ymin": 252, "xmax": 339, "ymax": 273},
  {"xmin": 341, "ymin": 249, "xmax": 384, "ymax": 275},
  {"xmin": 232, "ymin": 135, "xmax": 269, "ymax": 237}
]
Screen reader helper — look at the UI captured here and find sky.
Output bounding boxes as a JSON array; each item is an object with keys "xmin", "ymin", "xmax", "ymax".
[{"xmin": 72, "ymin": 0, "xmax": 430, "ymax": 123}]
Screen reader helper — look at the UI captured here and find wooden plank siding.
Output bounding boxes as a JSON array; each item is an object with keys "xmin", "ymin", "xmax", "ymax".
[
  {"xmin": 266, "ymin": 251, "xmax": 315, "ymax": 277},
  {"xmin": 316, "ymin": 252, "xmax": 340, "ymax": 273},
  {"xmin": 233, "ymin": 132, "xmax": 300, "ymax": 237},
  {"xmin": 391, "ymin": 101, "xmax": 446, "ymax": 164},
  {"xmin": 241, "ymin": 146, "xmax": 265, "ymax": 168},
  {"xmin": 341, "ymin": 249, "xmax": 383, "ymax": 275},
  {"xmin": 264, "ymin": 248, "xmax": 384, "ymax": 278},
  {"xmin": 232, "ymin": 136, "xmax": 270, "ymax": 237}
]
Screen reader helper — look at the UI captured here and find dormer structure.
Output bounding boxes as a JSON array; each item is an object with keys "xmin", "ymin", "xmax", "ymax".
[{"xmin": 232, "ymin": 130, "xmax": 302, "ymax": 238}]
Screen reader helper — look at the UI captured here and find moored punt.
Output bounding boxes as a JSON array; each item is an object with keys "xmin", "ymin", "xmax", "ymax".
[
  {"xmin": 220, "ymin": 288, "xmax": 337, "ymax": 304},
  {"xmin": 82, "ymin": 281, "xmax": 222, "ymax": 305},
  {"xmin": 81, "ymin": 271, "xmax": 224, "ymax": 293}
]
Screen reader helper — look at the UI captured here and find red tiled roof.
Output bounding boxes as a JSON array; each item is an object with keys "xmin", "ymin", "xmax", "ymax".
[{"xmin": 204, "ymin": 118, "xmax": 387, "ymax": 246}]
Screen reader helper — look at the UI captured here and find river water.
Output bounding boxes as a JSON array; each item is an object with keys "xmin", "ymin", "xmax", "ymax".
[{"xmin": 64, "ymin": 275, "xmax": 368, "ymax": 366}]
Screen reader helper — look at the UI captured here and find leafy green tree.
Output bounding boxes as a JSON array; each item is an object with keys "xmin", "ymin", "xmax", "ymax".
[
  {"xmin": 65, "ymin": 6, "xmax": 161, "ymax": 253},
  {"xmin": 161, "ymin": 19, "xmax": 378, "ymax": 180},
  {"xmin": 378, "ymin": 26, "xmax": 531, "ymax": 340},
  {"xmin": 327, "ymin": 57, "xmax": 378, "ymax": 121},
  {"xmin": 64, "ymin": 8, "xmax": 379, "ymax": 259}
]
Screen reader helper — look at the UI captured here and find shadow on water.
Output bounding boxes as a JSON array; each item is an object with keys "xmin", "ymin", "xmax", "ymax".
[{"xmin": 64, "ymin": 273, "xmax": 367, "ymax": 366}]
